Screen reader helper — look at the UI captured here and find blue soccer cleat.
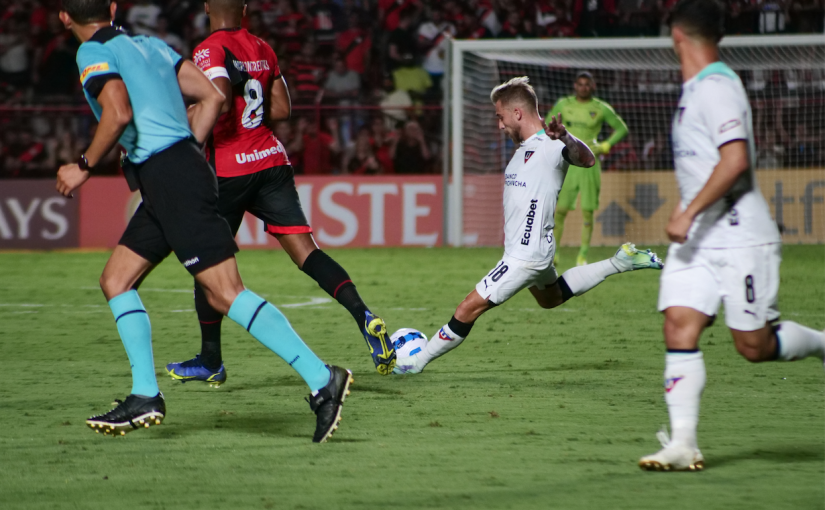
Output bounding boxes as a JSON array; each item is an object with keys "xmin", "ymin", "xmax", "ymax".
[
  {"xmin": 362, "ymin": 311, "xmax": 396, "ymax": 375},
  {"xmin": 166, "ymin": 355, "xmax": 227, "ymax": 388}
]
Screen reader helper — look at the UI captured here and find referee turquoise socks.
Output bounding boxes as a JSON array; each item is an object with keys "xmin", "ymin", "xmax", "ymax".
[
  {"xmin": 108, "ymin": 290, "xmax": 159, "ymax": 398},
  {"xmin": 228, "ymin": 290, "xmax": 331, "ymax": 392}
]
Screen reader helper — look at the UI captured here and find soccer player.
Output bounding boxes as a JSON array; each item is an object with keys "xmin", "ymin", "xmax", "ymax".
[
  {"xmin": 546, "ymin": 71, "xmax": 628, "ymax": 267},
  {"xmin": 57, "ymin": 0, "xmax": 351, "ymax": 443},
  {"xmin": 393, "ymin": 77, "xmax": 662, "ymax": 375},
  {"xmin": 638, "ymin": 0, "xmax": 825, "ymax": 471},
  {"xmin": 164, "ymin": 0, "xmax": 395, "ymax": 384}
]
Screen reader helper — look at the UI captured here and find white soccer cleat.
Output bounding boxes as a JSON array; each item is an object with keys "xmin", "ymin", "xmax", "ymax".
[
  {"xmin": 611, "ymin": 242, "xmax": 664, "ymax": 272},
  {"xmin": 639, "ymin": 428, "xmax": 704, "ymax": 472},
  {"xmin": 392, "ymin": 353, "xmax": 427, "ymax": 375}
]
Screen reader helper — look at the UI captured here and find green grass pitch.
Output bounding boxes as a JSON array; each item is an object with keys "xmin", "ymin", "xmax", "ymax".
[{"xmin": 1, "ymin": 245, "xmax": 822, "ymax": 509}]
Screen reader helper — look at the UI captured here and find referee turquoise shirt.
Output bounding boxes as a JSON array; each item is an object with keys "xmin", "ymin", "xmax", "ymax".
[{"xmin": 76, "ymin": 26, "xmax": 193, "ymax": 164}]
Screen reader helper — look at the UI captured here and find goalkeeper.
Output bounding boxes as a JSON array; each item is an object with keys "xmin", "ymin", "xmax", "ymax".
[{"xmin": 546, "ymin": 71, "xmax": 628, "ymax": 266}]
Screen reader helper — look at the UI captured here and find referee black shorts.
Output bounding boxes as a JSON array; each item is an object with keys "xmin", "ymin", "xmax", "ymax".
[
  {"xmin": 119, "ymin": 140, "xmax": 239, "ymax": 275},
  {"xmin": 217, "ymin": 165, "xmax": 312, "ymax": 237}
]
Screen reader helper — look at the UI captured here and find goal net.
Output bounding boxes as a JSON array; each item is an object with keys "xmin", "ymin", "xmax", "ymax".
[{"xmin": 445, "ymin": 36, "xmax": 825, "ymax": 247}]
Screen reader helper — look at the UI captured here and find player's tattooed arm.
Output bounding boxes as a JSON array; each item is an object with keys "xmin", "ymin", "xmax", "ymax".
[{"xmin": 544, "ymin": 114, "xmax": 595, "ymax": 168}]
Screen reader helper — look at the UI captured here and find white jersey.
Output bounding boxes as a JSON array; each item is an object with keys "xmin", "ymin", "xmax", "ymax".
[
  {"xmin": 672, "ymin": 62, "xmax": 780, "ymax": 248},
  {"xmin": 502, "ymin": 130, "xmax": 569, "ymax": 262}
]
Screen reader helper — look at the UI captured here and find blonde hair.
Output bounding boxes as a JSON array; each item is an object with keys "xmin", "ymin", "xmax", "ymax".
[{"xmin": 490, "ymin": 76, "xmax": 538, "ymax": 111}]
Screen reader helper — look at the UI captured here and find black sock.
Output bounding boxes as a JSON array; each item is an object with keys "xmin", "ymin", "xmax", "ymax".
[
  {"xmin": 557, "ymin": 276, "xmax": 575, "ymax": 303},
  {"xmin": 194, "ymin": 282, "xmax": 223, "ymax": 370},
  {"xmin": 302, "ymin": 249, "xmax": 369, "ymax": 324},
  {"xmin": 447, "ymin": 315, "xmax": 474, "ymax": 338},
  {"xmin": 771, "ymin": 323, "xmax": 782, "ymax": 361}
]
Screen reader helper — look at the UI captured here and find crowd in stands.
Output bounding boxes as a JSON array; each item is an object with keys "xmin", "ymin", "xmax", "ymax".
[{"xmin": 0, "ymin": 0, "xmax": 823, "ymax": 177}]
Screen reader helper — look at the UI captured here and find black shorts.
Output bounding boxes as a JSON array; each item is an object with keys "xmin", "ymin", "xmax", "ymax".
[
  {"xmin": 217, "ymin": 165, "xmax": 311, "ymax": 237},
  {"xmin": 119, "ymin": 140, "xmax": 239, "ymax": 275}
]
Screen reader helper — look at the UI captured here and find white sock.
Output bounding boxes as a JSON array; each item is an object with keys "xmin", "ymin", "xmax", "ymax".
[
  {"xmin": 664, "ymin": 351, "xmax": 705, "ymax": 450},
  {"xmin": 560, "ymin": 259, "xmax": 619, "ymax": 296},
  {"xmin": 418, "ymin": 324, "xmax": 466, "ymax": 365},
  {"xmin": 776, "ymin": 321, "xmax": 825, "ymax": 361}
]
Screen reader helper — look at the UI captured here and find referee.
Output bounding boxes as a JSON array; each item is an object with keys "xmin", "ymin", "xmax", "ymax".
[
  {"xmin": 546, "ymin": 71, "xmax": 628, "ymax": 266},
  {"xmin": 56, "ymin": 0, "xmax": 352, "ymax": 443}
]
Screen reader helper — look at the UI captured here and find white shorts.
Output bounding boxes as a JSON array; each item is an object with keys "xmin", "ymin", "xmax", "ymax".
[
  {"xmin": 475, "ymin": 254, "xmax": 559, "ymax": 305},
  {"xmin": 658, "ymin": 243, "xmax": 781, "ymax": 331}
]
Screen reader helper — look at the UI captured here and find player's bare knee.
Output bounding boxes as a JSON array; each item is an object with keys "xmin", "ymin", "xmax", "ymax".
[
  {"xmin": 203, "ymin": 290, "xmax": 232, "ymax": 316},
  {"xmin": 99, "ymin": 272, "xmax": 129, "ymax": 300}
]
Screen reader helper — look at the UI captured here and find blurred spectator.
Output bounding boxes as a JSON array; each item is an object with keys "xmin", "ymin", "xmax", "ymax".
[
  {"xmin": 546, "ymin": 3, "xmax": 578, "ymax": 37},
  {"xmin": 163, "ymin": 0, "xmax": 196, "ymax": 31},
  {"xmin": 519, "ymin": 17, "xmax": 539, "ymax": 38},
  {"xmin": 291, "ymin": 40, "xmax": 326, "ymax": 103},
  {"xmin": 370, "ymin": 116, "xmax": 397, "ymax": 173},
  {"xmin": 336, "ymin": 12, "xmax": 371, "ymax": 75},
  {"xmin": 535, "ymin": 0, "xmax": 560, "ymax": 29},
  {"xmin": 785, "ymin": 123, "xmax": 822, "ymax": 167},
  {"xmin": 344, "ymin": 127, "xmax": 383, "ymax": 174},
  {"xmin": 617, "ymin": 0, "xmax": 658, "ymax": 37},
  {"xmin": 790, "ymin": 0, "xmax": 825, "ymax": 33},
  {"xmin": 467, "ymin": 0, "xmax": 501, "ymax": 35},
  {"xmin": 275, "ymin": 0, "xmax": 308, "ymax": 54},
  {"xmin": 417, "ymin": 8, "xmax": 455, "ymax": 89},
  {"xmin": 379, "ymin": 74, "xmax": 413, "ymax": 126},
  {"xmin": 0, "ymin": 18, "xmax": 31, "ymax": 93},
  {"xmin": 324, "ymin": 55, "xmax": 362, "ymax": 144},
  {"xmin": 392, "ymin": 120, "xmax": 431, "ymax": 174},
  {"xmin": 127, "ymin": 0, "xmax": 162, "ymax": 36},
  {"xmin": 605, "ymin": 139, "xmax": 639, "ymax": 170},
  {"xmin": 756, "ymin": 129, "xmax": 786, "ymax": 169},
  {"xmin": 573, "ymin": 0, "xmax": 617, "ymax": 37},
  {"xmin": 13, "ymin": 130, "xmax": 47, "ymax": 176},
  {"xmin": 156, "ymin": 16, "xmax": 187, "ymax": 56},
  {"xmin": 641, "ymin": 132, "xmax": 671, "ymax": 170},
  {"xmin": 294, "ymin": 117, "xmax": 341, "ymax": 175},
  {"xmin": 380, "ymin": 0, "xmax": 419, "ymax": 32},
  {"xmin": 392, "ymin": 61, "xmax": 432, "ymax": 101},
  {"xmin": 387, "ymin": 7, "xmax": 418, "ymax": 71},
  {"xmin": 324, "ymin": 56, "xmax": 361, "ymax": 102},
  {"xmin": 757, "ymin": 0, "xmax": 791, "ymax": 34},
  {"xmin": 310, "ymin": 0, "xmax": 345, "ymax": 54},
  {"xmin": 33, "ymin": 19, "xmax": 78, "ymax": 98},
  {"xmin": 500, "ymin": 10, "xmax": 522, "ymax": 38},
  {"xmin": 247, "ymin": 11, "xmax": 268, "ymax": 38}
]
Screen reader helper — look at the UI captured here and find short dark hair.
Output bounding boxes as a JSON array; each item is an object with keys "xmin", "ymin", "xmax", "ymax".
[
  {"xmin": 668, "ymin": 0, "xmax": 725, "ymax": 43},
  {"xmin": 575, "ymin": 71, "xmax": 594, "ymax": 83},
  {"xmin": 62, "ymin": 0, "xmax": 112, "ymax": 25}
]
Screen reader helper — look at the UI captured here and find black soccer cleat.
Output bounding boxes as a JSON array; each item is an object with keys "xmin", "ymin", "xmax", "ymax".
[
  {"xmin": 307, "ymin": 366, "xmax": 353, "ymax": 443},
  {"xmin": 86, "ymin": 393, "xmax": 166, "ymax": 436}
]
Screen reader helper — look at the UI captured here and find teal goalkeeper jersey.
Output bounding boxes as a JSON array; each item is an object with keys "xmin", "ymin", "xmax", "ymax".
[{"xmin": 76, "ymin": 26, "xmax": 192, "ymax": 164}]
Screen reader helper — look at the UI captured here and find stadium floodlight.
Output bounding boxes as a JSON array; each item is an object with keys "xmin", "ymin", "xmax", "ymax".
[{"xmin": 444, "ymin": 35, "xmax": 825, "ymax": 247}]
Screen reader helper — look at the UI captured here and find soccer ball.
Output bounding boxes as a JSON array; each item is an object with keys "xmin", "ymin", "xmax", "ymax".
[{"xmin": 391, "ymin": 328, "xmax": 428, "ymax": 358}]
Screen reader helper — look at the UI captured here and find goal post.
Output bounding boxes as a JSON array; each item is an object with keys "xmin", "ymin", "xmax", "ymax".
[{"xmin": 444, "ymin": 35, "xmax": 825, "ymax": 247}]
